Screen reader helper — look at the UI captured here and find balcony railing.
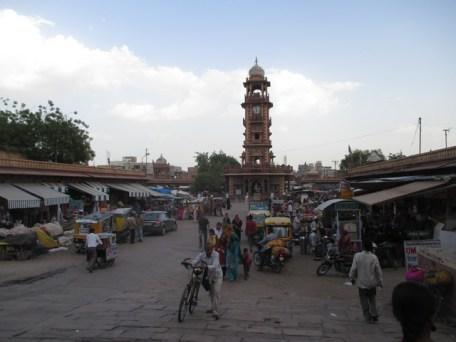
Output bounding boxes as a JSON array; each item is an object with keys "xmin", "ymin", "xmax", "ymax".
[
  {"xmin": 225, "ymin": 165, "xmax": 293, "ymax": 174},
  {"xmin": 0, "ymin": 158, "xmax": 146, "ymax": 178}
]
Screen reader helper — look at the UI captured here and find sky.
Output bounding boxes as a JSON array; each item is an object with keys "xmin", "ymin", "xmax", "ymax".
[{"xmin": 0, "ymin": 0, "xmax": 455, "ymax": 169}]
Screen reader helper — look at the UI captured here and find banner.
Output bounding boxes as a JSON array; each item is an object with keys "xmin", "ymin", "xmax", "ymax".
[{"xmin": 404, "ymin": 239, "xmax": 441, "ymax": 269}]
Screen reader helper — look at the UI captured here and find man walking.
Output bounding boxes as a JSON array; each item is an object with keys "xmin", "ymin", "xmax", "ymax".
[
  {"xmin": 86, "ymin": 228, "xmax": 102, "ymax": 273},
  {"xmin": 193, "ymin": 243, "xmax": 223, "ymax": 320},
  {"xmin": 198, "ymin": 212, "xmax": 209, "ymax": 250},
  {"xmin": 349, "ymin": 240, "xmax": 383, "ymax": 323}
]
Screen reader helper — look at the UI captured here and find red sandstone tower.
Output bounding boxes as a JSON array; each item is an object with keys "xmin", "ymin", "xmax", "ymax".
[{"xmin": 225, "ymin": 60, "xmax": 293, "ymax": 200}]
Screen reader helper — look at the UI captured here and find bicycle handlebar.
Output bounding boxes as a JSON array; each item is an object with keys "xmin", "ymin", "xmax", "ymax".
[{"xmin": 181, "ymin": 258, "xmax": 207, "ymax": 269}]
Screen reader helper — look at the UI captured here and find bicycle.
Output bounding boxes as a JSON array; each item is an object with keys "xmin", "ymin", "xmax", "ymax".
[{"xmin": 178, "ymin": 258, "xmax": 206, "ymax": 322}]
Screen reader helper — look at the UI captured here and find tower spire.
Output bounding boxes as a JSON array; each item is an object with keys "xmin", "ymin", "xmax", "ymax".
[{"xmin": 255, "ymin": 56, "xmax": 258, "ymax": 65}]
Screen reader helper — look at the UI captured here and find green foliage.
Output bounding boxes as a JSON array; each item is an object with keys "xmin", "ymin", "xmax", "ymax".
[
  {"xmin": 191, "ymin": 151, "xmax": 240, "ymax": 194},
  {"xmin": 0, "ymin": 98, "xmax": 95, "ymax": 163},
  {"xmin": 339, "ymin": 148, "xmax": 385, "ymax": 171}
]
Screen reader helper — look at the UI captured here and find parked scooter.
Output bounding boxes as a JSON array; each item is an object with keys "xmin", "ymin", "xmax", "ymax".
[
  {"xmin": 316, "ymin": 246, "xmax": 353, "ymax": 276},
  {"xmin": 253, "ymin": 244, "xmax": 286, "ymax": 273}
]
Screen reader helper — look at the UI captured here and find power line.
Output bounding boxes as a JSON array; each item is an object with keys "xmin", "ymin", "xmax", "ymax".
[{"xmin": 275, "ymin": 127, "xmax": 400, "ymax": 153}]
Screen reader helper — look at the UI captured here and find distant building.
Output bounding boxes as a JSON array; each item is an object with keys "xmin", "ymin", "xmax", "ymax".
[
  {"xmin": 297, "ymin": 161, "xmax": 337, "ymax": 179},
  {"xmin": 105, "ymin": 154, "xmax": 189, "ymax": 178}
]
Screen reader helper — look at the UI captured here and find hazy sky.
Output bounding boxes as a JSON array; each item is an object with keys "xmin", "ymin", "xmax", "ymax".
[{"xmin": 1, "ymin": 1, "xmax": 455, "ymax": 169}]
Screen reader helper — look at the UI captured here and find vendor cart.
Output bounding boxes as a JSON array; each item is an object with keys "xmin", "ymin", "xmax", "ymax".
[{"xmin": 0, "ymin": 232, "xmax": 37, "ymax": 260}]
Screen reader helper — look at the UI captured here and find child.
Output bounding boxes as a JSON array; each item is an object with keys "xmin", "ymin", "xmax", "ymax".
[
  {"xmin": 243, "ymin": 248, "xmax": 252, "ymax": 280},
  {"xmin": 208, "ymin": 228, "xmax": 217, "ymax": 247}
]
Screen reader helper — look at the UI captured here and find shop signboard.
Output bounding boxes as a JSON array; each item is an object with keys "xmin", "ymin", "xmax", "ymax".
[{"xmin": 403, "ymin": 240, "xmax": 441, "ymax": 269}]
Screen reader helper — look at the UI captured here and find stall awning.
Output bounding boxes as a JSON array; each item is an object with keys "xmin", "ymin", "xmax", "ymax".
[
  {"xmin": 127, "ymin": 183, "xmax": 162, "ymax": 197},
  {"xmin": 352, "ymin": 181, "xmax": 448, "ymax": 206},
  {"xmin": 107, "ymin": 183, "xmax": 149, "ymax": 198},
  {"xmin": 69, "ymin": 183, "xmax": 109, "ymax": 202},
  {"xmin": 315, "ymin": 199, "xmax": 349, "ymax": 212},
  {"xmin": 14, "ymin": 183, "xmax": 69, "ymax": 206},
  {"xmin": 85, "ymin": 182, "xmax": 109, "ymax": 194},
  {"xmin": 0, "ymin": 184, "xmax": 41, "ymax": 209}
]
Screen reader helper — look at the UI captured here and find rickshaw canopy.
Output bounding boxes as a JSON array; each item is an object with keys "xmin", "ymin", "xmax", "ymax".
[{"xmin": 265, "ymin": 217, "xmax": 291, "ymax": 226}]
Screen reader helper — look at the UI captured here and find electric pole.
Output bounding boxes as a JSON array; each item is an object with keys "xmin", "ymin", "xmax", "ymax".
[
  {"xmin": 332, "ymin": 160, "xmax": 337, "ymax": 170},
  {"xmin": 418, "ymin": 117, "xmax": 422, "ymax": 154},
  {"xmin": 144, "ymin": 148, "xmax": 150, "ymax": 175},
  {"xmin": 443, "ymin": 128, "xmax": 451, "ymax": 149}
]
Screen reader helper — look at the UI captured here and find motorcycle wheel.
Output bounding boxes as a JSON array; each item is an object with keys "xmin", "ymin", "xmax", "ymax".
[
  {"xmin": 316, "ymin": 262, "xmax": 332, "ymax": 276},
  {"xmin": 253, "ymin": 251, "xmax": 262, "ymax": 267},
  {"xmin": 273, "ymin": 262, "xmax": 283, "ymax": 273}
]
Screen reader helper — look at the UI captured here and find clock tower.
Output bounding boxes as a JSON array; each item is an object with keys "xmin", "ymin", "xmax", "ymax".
[
  {"xmin": 225, "ymin": 60, "xmax": 293, "ymax": 200},
  {"xmin": 241, "ymin": 58, "xmax": 275, "ymax": 167}
]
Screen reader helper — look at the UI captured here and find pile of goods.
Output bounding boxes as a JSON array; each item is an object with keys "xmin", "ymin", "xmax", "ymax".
[{"xmin": 0, "ymin": 222, "xmax": 68, "ymax": 261}]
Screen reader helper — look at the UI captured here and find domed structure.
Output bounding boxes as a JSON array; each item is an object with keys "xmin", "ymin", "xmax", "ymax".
[{"xmin": 249, "ymin": 58, "xmax": 265, "ymax": 78}]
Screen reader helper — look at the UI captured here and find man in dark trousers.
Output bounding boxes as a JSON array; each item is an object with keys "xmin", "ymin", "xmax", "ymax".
[
  {"xmin": 349, "ymin": 240, "xmax": 383, "ymax": 323},
  {"xmin": 198, "ymin": 211, "xmax": 209, "ymax": 251}
]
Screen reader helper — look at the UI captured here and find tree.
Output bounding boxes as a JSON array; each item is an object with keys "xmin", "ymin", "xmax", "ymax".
[
  {"xmin": 191, "ymin": 151, "xmax": 240, "ymax": 194},
  {"xmin": 0, "ymin": 98, "xmax": 95, "ymax": 163},
  {"xmin": 339, "ymin": 148, "xmax": 385, "ymax": 172}
]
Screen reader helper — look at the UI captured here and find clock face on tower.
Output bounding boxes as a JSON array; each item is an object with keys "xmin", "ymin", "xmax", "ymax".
[{"xmin": 252, "ymin": 105, "xmax": 261, "ymax": 114}]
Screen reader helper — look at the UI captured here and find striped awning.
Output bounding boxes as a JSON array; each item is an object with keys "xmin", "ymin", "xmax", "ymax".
[
  {"xmin": 127, "ymin": 183, "xmax": 161, "ymax": 197},
  {"xmin": 107, "ymin": 183, "xmax": 147, "ymax": 198},
  {"xmin": 0, "ymin": 183, "xmax": 41, "ymax": 209},
  {"xmin": 14, "ymin": 183, "xmax": 70, "ymax": 206},
  {"xmin": 69, "ymin": 183, "xmax": 109, "ymax": 202},
  {"xmin": 86, "ymin": 182, "xmax": 109, "ymax": 194}
]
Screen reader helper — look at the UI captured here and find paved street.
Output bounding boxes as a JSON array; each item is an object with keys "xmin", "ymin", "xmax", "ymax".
[{"xmin": 1, "ymin": 202, "xmax": 455, "ymax": 342}]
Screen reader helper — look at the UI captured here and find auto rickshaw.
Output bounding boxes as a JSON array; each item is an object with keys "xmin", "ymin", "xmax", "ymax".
[
  {"xmin": 264, "ymin": 216, "xmax": 294, "ymax": 256},
  {"xmin": 111, "ymin": 207, "xmax": 132, "ymax": 243},
  {"xmin": 73, "ymin": 212, "xmax": 114, "ymax": 253}
]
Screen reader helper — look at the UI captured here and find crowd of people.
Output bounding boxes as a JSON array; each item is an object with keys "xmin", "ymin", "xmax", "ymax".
[
  {"xmin": 191, "ymin": 199, "xmax": 443, "ymax": 342},
  {"xmin": 198, "ymin": 211, "xmax": 252, "ymax": 282}
]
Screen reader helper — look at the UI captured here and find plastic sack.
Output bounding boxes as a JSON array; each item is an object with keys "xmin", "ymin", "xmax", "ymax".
[
  {"xmin": 36, "ymin": 228, "xmax": 59, "ymax": 249},
  {"xmin": 405, "ymin": 266, "xmax": 425, "ymax": 282}
]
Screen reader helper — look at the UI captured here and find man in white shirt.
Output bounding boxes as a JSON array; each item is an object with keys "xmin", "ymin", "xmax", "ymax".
[
  {"xmin": 193, "ymin": 243, "xmax": 223, "ymax": 320},
  {"xmin": 349, "ymin": 240, "xmax": 383, "ymax": 323},
  {"xmin": 86, "ymin": 228, "xmax": 102, "ymax": 273}
]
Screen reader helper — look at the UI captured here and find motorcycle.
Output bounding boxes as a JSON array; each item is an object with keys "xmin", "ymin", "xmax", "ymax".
[
  {"xmin": 316, "ymin": 247, "xmax": 353, "ymax": 276},
  {"xmin": 253, "ymin": 244, "xmax": 286, "ymax": 273}
]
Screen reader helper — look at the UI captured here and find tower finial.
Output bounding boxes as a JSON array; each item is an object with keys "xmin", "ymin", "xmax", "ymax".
[{"xmin": 255, "ymin": 57, "xmax": 258, "ymax": 65}]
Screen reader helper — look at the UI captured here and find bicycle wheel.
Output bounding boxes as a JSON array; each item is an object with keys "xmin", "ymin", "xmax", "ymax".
[
  {"xmin": 189, "ymin": 282, "xmax": 200, "ymax": 314},
  {"xmin": 178, "ymin": 285, "xmax": 190, "ymax": 322}
]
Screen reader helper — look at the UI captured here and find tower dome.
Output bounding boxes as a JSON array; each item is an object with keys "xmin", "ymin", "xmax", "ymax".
[{"xmin": 249, "ymin": 58, "xmax": 265, "ymax": 78}]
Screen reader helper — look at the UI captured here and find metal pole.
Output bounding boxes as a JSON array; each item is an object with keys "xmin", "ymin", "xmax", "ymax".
[
  {"xmin": 418, "ymin": 117, "xmax": 422, "ymax": 154},
  {"xmin": 443, "ymin": 129, "xmax": 450, "ymax": 149}
]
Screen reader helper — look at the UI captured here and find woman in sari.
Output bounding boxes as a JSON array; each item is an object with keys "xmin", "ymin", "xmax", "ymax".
[{"xmin": 225, "ymin": 224, "xmax": 241, "ymax": 281}]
